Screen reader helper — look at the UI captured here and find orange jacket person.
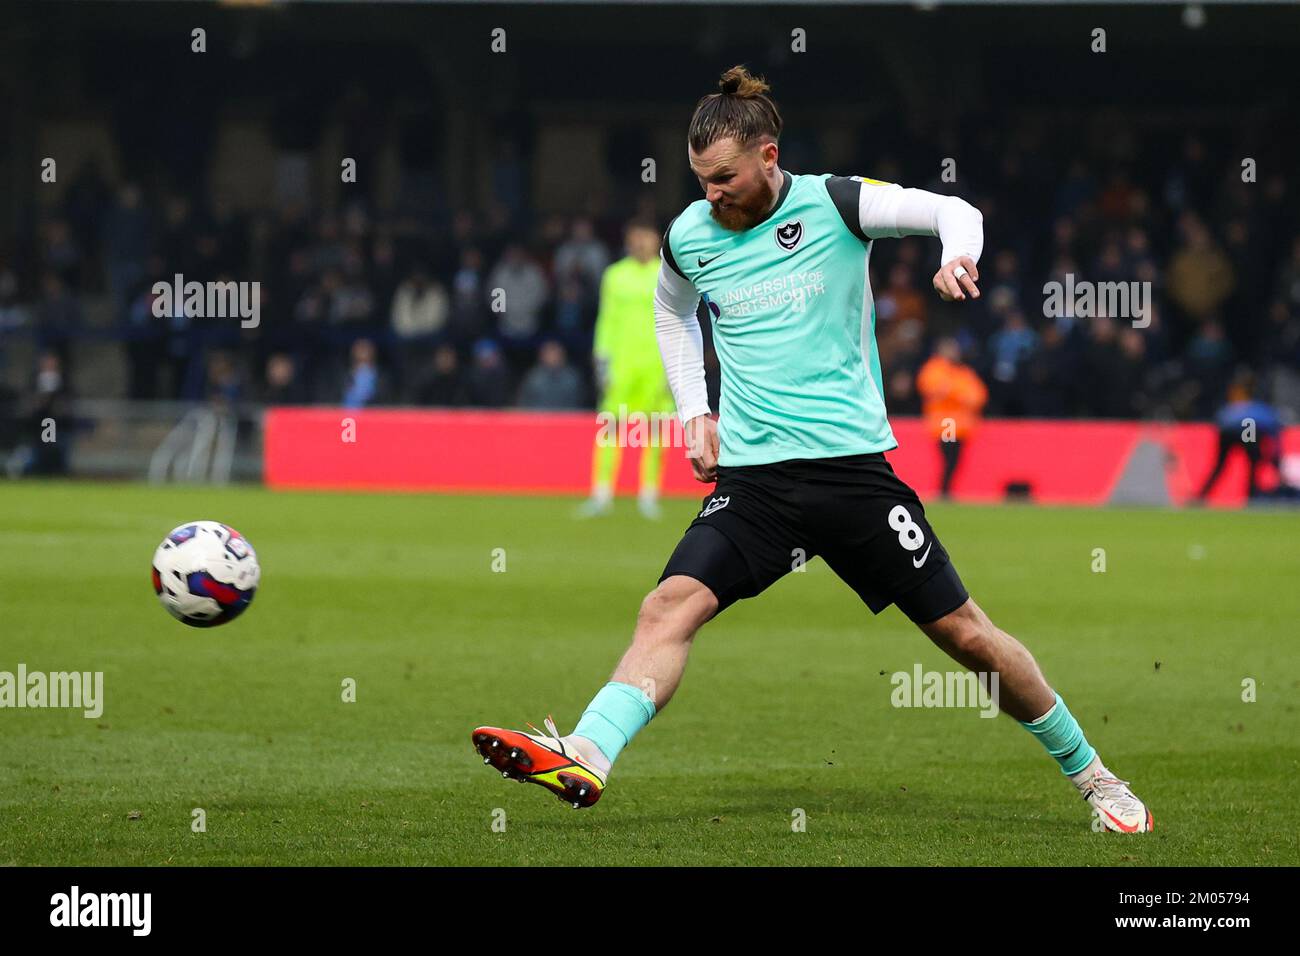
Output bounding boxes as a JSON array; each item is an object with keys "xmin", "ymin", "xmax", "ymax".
[{"xmin": 916, "ymin": 337, "xmax": 988, "ymax": 497}]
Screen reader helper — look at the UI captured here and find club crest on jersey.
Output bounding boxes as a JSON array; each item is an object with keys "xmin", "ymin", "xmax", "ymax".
[
  {"xmin": 775, "ymin": 219, "xmax": 804, "ymax": 252},
  {"xmin": 699, "ymin": 495, "xmax": 730, "ymax": 517}
]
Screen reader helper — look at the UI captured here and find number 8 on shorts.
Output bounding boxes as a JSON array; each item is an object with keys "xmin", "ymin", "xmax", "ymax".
[{"xmin": 888, "ymin": 504, "xmax": 925, "ymax": 552}]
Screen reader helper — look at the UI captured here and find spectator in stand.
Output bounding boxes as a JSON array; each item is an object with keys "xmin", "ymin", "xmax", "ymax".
[
  {"xmin": 887, "ymin": 367, "xmax": 920, "ymax": 415},
  {"xmin": 488, "ymin": 243, "xmax": 549, "ymax": 346},
  {"xmin": 40, "ymin": 219, "xmax": 82, "ymax": 289},
  {"xmin": 102, "ymin": 183, "xmax": 152, "ymax": 310},
  {"xmin": 262, "ymin": 352, "xmax": 308, "ymax": 405},
  {"xmin": 875, "ymin": 262, "xmax": 928, "ymax": 371},
  {"xmin": 1093, "ymin": 238, "xmax": 1129, "ymax": 285},
  {"xmin": 341, "ymin": 337, "xmax": 385, "ymax": 408},
  {"xmin": 552, "ymin": 216, "xmax": 610, "ymax": 309},
  {"xmin": 1116, "ymin": 327, "xmax": 1151, "ymax": 418},
  {"xmin": 391, "ymin": 266, "xmax": 449, "ymax": 340},
  {"xmin": 884, "ymin": 318, "xmax": 926, "ymax": 416},
  {"xmin": 877, "ymin": 261, "xmax": 927, "ymax": 326},
  {"xmin": 1124, "ymin": 225, "xmax": 1156, "ymax": 275},
  {"xmin": 8, "ymin": 351, "xmax": 72, "ymax": 477},
  {"xmin": 206, "ymin": 351, "xmax": 243, "ymax": 408},
  {"xmin": 1050, "ymin": 217, "xmax": 1080, "ymax": 264},
  {"xmin": 916, "ymin": 337, "xmax": 988, "ymax": 499},
  {"xmin": 1167, "ymin": 213, "xmax": 1235, "ymax": 325},
  {"xmin": 986, "ymin": 309, "xmax": 1037, "ymax": 415},
  {"xmin": 464, "ymin": 338, "xmax": 512, "ymax": 408},
  {"xmin": 1185, "ymin": 319, "xmax": 1235, "ymax": 417},
  {"xmin": 1080, "ymin": 316, "xmax": 1127, "ymax": 417},
  {"xmin": 391, "ymin": 266, "xmax": 450, "ymax": 390},
  {"xmin": 34, "ymin": 272, "xmax": 81, "ymax": 373},
  {"xmin": 122, "ymin": 261, "xmax": 167, "ymax": 399},
  {"xmin": 1021, "ymin": 322, "xmax": 1075, "ymax": 417},
  {"xmin": 1098, "ymin": 169, "xmax": 1138, "ymax": 224},
  {"xmin": 412, "ymin": 344, "xmax": 469, "ymax": 407},
  {"xmin": 326, "ymin": 265, "xmax": 376, "ymax": 329},
  {"xmin": 481, "ymin": 201, "xmax": 514, "ymax": 268},
  {"xmin": 985, "ymin": 250, "xmax": 1025, "ymax": 316},
  {"xmin": 535, "ymin": 213, "xmax": 568, "ymax": 272},
  {"xmin": 311, "ymin": 214, "xmax": 348, "ymax": 276},
  {"xmin": 289, "ymin": 270, "xmax": 331, "ymax": 399},
  {"xmin": 62, "ymin": 161, "xmax": 111, "ymax": 283},
  {"xmin": 553, "ymin": 273, "xmax": 591, "ymax": 352},
  {"xmin": 318, "ymin": 270, "xmax": 344, "ymax": 323},
  {"xmin": 1223, "ymin": 217, "xmax": 1270, "ymax": 349},
  {"xmin": 448, "ymin": 247, "xmax": 490, "ymax": 346},
  {"xmin": 517, "ymin": 339, "xmax": 585, "ymax": 410}
]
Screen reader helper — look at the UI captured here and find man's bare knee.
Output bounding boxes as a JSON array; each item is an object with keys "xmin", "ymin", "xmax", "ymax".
[
  {"xmin": 636, "ymin": 575, "xmax": 718, "ymax": 638},
  {"xmin": 921, "ymin": 598, "xmax": 996, "ymax": 661}
]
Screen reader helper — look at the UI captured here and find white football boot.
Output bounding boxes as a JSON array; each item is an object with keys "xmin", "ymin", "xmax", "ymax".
[{"xmin": 1074, "ymin": 758, "xmax": 1154, "ymax": 833}]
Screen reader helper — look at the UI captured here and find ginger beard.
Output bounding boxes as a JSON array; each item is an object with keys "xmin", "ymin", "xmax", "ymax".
[{"xmin": 709, "ymin": 171, "xmax": 776, "ymax": 232}]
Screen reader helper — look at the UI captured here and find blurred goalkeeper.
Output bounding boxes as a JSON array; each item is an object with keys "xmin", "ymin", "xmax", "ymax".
[
  {"xmin": 576, "ymin": 219, "xmax": 678, "ymax": 520},
  {"xmin": 473, "ymin": 66, "xmax": 1152, "ymax": 834}
]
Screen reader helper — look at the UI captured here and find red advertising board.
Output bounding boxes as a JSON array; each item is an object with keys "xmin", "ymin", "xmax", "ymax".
[{"xmin": 264, "ymin": 408, "xmax": 1300, "ymax": 506}]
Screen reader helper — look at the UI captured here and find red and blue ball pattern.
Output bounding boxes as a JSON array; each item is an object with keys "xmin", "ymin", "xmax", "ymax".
[
  {"xmin": 152, "ymin": 566, "xmax": 256, "ymax": 627},
  {"xmin": 183, "ymin": 570, "xmax": 255, "ymax": 627}
]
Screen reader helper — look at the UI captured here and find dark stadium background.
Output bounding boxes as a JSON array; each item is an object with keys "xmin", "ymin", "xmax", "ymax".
[{"xmin": 1, "ymin": 1, "xmax": 1298, "ymax": 482}]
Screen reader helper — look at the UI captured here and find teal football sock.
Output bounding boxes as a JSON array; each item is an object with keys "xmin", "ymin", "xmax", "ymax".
[
  {"xmin": 572, "ymin": 681, "xmax": 657, "ymax": 765},
  {"xmin": 1018, "ymin": 693, "xmax": 1096, "ymax": 776}
]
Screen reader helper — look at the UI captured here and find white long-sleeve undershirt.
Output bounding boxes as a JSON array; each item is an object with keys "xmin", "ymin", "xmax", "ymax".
[
  {"xmin": 653, "ymin": 255, "xmax": 712, "ymax": 423},
  {"xmin": 858, "ymin": 181, "xmax": 984, "ymax": 265}
]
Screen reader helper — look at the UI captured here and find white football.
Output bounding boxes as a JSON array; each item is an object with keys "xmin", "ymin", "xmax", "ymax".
[{"xmin": 151, "ymin": 521, "xmax": 260, "ymax": 627}]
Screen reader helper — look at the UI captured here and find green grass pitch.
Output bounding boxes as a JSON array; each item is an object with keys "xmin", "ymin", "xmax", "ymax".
[{"xmin": 1, "ymin": 481, "xmax": 1297, "ymax": 866}]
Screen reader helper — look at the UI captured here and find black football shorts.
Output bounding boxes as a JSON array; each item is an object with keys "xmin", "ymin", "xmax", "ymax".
[{"xmin": 659, "ymin": 452, "xmax": 968, "ymax": 625}]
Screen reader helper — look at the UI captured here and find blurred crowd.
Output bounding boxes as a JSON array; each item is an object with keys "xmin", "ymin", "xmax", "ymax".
[
  {"xmin": 868, "ymin": 136, "xmax": 1300, "ymax": 423},
  {"xmin": 2, "ymin": 131, "xmax": 1299, "ymax": 425}
]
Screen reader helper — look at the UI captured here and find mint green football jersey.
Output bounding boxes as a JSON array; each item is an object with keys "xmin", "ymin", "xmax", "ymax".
[{"xmin": 663, "ymin": 170, "xmax": 894, "ymax": 467}]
